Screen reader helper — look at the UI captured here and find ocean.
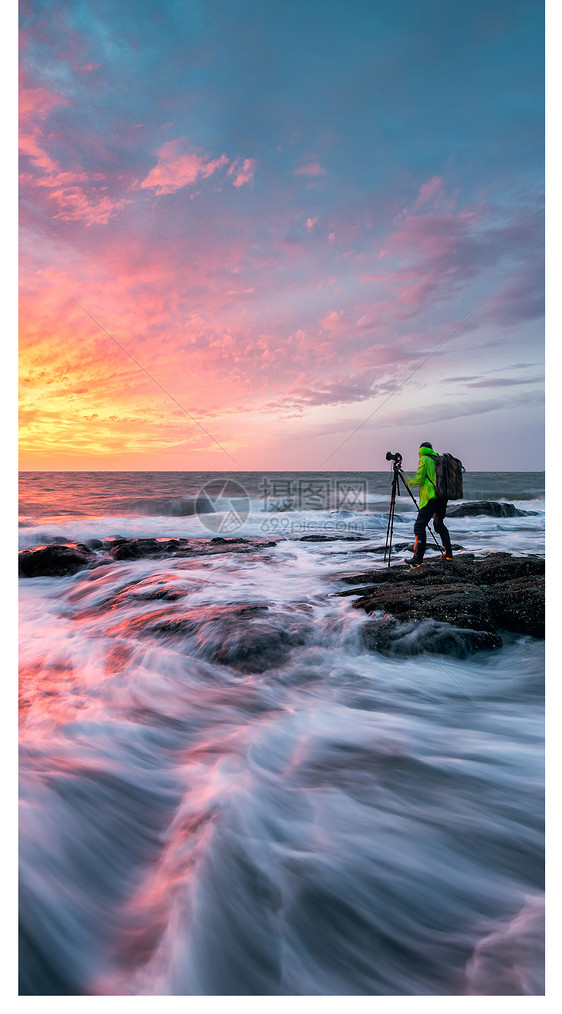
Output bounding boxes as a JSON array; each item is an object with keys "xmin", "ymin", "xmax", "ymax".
[{"xmin": 18, "ymin": 470, "xmax": 545, "ymax": 996}]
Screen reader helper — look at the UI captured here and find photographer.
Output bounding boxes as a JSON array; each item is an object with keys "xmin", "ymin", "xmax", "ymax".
[{"xmin": 404, "ymin": 442, "xmax": 453, "ymax": 566}]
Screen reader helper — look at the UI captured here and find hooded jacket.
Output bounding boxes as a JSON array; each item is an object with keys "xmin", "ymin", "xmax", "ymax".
[{"xmin": 407, "ymin": 446, "xmax": 440, "ymax": 508}]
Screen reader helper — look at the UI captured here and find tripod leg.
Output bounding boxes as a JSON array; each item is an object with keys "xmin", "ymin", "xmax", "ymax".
[
  {"xmin": 384, "ymin": 499, "xmax": 394, "ymax": 564},
  {"xmin": 384, "ymin": 478, "xmax": 398, "ymax": 566}
]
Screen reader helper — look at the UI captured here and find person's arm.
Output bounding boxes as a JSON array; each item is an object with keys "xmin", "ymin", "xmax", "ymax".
[{"xmin": 406, "ymin": 457, "xmax": 426, "ymax": 488}]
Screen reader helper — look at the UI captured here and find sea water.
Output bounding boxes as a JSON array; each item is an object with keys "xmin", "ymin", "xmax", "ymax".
[{"xmin": 18, "ymin": 471, "xmax": 545, "ymax": 995}]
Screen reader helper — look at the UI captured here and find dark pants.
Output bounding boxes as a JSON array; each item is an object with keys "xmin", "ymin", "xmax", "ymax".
[{"xmin": 413, "ymin": 497, "xmax": 452, "ymax": 559}]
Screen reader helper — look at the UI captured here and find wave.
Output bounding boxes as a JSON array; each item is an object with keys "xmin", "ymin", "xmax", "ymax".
[
  {"xmin": 118, "ymin": 497, "xmax": 216, "ymax": 517},
  {"xmin": 465, "ymin": 894, "xmax": 544, "ymax": 995}
]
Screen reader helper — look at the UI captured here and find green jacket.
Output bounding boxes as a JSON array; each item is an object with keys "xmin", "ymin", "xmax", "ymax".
[{"xmin": 407, "ymin": 446, "xmax": 440, "ymax": 508}]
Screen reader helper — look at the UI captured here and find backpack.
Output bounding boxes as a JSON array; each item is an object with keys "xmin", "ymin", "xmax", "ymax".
[{"xmin": 432, "ymin": 453, "xmax": 465, "ymax": 500}]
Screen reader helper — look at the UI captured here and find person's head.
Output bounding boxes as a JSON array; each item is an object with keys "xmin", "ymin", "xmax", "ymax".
[{"xmin": 419, "ymin": 441, "xmax": 433, "ymax": 451}]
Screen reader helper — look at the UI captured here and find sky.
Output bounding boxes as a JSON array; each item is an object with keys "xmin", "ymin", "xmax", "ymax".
[{"xmin": 18, "ymin": 0, "xmax": 545, "ymax": 471}]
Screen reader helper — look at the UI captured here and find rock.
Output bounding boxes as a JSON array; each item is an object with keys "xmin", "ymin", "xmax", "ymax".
[
  {"xmin": 361, "ymin": 617, "xmax": 502, "ymax": 657},
  {"xmin": 209, "ymin": 537, "xmax": 247, "ymax": 544},
  {"xmin": 111, "ymin": 601, "xmax": 311, "ymax": 674},
  {"xmin": 299, "ymin": 534, "xmax": 366, "ymax": 542},
  {"xmin": 107, "ymin": 536, "xmax": 279, "ymax": 561},
  {"xmin": 339, "ymin": 553, "xmax": 544, "ymax": 649},
  {"xmin": 483, "ymin": 576, "xmax": 545, "ymax": 639},
  {"xmin": 366, "ymin": 542, "xmax": 464, "ymax": 557},
  {"xmin": 446, "ymin": 501, "xmax": 538, "ymax": 518},
  {"xmin": 19, "ymin": 536, "xmax": 284, "ymax": 578},
  {"xmin": 18, "ymin": 543, "xmax": 96, "ymax": 578},
  {"xmin": 204, "ymin": 609, "xmax": 299, "ymax": 672},
  {"xmin": 108, "ymin": 538, "xmax": 189, "ymax": 561},
  {"xmin": 350, "ymin": 579, "xmax": 493, "ymax": 631},
  {"xmin": 464, "ymin": 554, "xmax": 544, "ymax": 585}
]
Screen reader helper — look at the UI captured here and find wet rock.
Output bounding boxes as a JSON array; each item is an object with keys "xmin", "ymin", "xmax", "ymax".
[
  {"xmin": 367, "ymin": 542, "xmax": 464, "ymax": 556},
  {"xmin": 464, "ymin": 554, "xmax": 544, "ymax": 585},
  {"xmin": 361, "ymin": 617, "xmax": 502, "ymax": 657},
  {"xmin": 108, "ymin": 538, "xmax": 193, "ymax": 560},
  {"xmin": 483, "ymin": 576, "xmax": 544, "ymax": 639},
  {"xmin": 209, "ymin": 537, "xmax": 247, "ymax": 544},
  {"xmin": 19, "ymin": 536, "xmax": 287, "ymax": 579},
  {"xmin": 446, "ymin": 501, "xmax": 538, "ymax": 518},
  {"xmin": 106, "ymin": 536, "xmax": 279, "ymax": 561},
  {"xmin": 112, "ymin": 602, "xmax": 311, "ymax": 674},
  {"xmin": 299, "ymin": 534, "xmax": 367, "ymax": 542},
  {"xmin": 339, "ymin": 553, "xmax": 544, "ymax": 648},
  {"xmin": 18, "ymin": 543, "xmax": 96, "ymax": 578},
  {"xmin": 205, "ymin": 612, "xmax": 298, "ymax": 672},
  {"xmin": 348, "ymin": 579, "xmax": 492, "ymax": 631}
]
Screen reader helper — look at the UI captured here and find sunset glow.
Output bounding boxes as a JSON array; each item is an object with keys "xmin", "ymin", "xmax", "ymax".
[{"xmin": 19, "ymin": 0, "xmax": 544, "ymax": 471}]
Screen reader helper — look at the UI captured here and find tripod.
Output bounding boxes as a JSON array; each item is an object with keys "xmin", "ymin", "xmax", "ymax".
[{"xmin": 384, "ymin": 456, "xmax": 441, "ymax": 567}]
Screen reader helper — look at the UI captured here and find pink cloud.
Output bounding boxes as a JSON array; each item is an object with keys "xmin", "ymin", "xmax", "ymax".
[
  {"xmin": 140, "ymin": 140, "xmax": 229, "ymax": 195},
  {"xmin": 19, "ymin": 83, "xmax": 68, "ymax": 121},
  {"xmin": 320, "ymin": 310, "xmax": 344, "ymax": 331},
  {"xmin": 19, "ymin": 84, "xmax": 69, "ymax": 174},
  {"xmin": 357, "ymin": 190, "xmax": 542, "ymax": 327},
  {"xmin": 262, "ymin": 368, "xmax": 393, "ymax": 415},
  {"xmin": 413, "ymin": 176, "xmax": 443, "ymax": 211},
  {"xmin": 294, "ymin": 162, "xmax": 327, "ymax": 176},
  {"xmin": 228, "ymin": 158, "xmax": 256, "ymax": 187},
  {"xmin": 50, "ymin": 186, "xmax": 130, "ymax": 226},
  {"xmin": 356, "ymin": 195, "xmax": 494, "ymax": 319},
  {"xmin": 20, "ymin": 164, "xmax": 131, "ymax": 226},
  {"xmin": 19, "ymin": 84, "xmax": 131, "ymax": 226}
]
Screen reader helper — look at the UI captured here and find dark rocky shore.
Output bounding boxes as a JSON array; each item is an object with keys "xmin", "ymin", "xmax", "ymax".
[
  {"xmin": 17, "ymin": 536, "xmax": 279, "ymax": 577},
  {"xmin": 338, "ymin": 552, "xmax": 544, "ymax": 656}
]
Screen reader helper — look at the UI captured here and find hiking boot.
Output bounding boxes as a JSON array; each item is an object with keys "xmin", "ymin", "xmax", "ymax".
[
  {"xmin": 405, "ymin": 537, "xmax": 424, "ymax": 566},
  {"xmin": 441, "ymin": 553, "xmax": 453, "ymax": 561}
]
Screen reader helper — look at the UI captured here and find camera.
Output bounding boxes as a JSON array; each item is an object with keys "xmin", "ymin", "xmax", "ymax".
[{"xmin": 385, "ymin": 451, "xmax": 402, "ymax": 465}]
